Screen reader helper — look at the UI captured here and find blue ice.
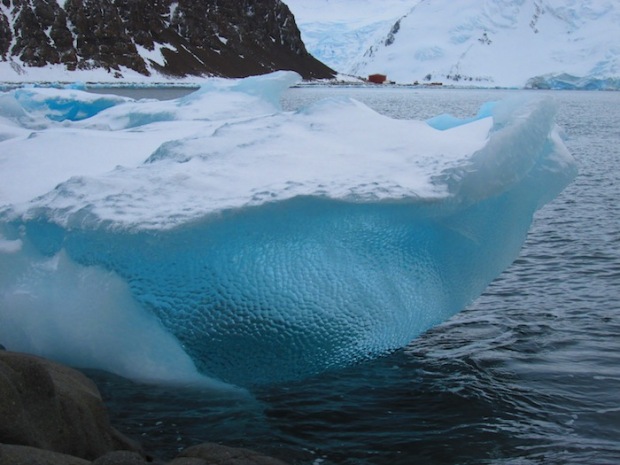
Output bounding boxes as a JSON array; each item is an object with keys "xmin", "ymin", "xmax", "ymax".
[{"xmin": 0, "ymin": 72, "xmax": 577, "ymax": 387}]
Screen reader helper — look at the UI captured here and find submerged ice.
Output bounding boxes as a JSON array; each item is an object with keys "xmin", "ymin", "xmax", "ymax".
[{"xmin": 0, "ymin": 72, "xmax": 576, "ymax": 387}]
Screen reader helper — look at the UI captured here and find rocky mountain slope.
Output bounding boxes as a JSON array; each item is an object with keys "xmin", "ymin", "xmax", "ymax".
[{"xmin": 0, "ymin": 0, "xmax": 335, "ymax": 81}]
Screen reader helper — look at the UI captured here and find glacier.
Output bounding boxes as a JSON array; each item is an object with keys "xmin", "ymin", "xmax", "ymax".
[
  {"xmin": 0, "ymin": 71, "xmax": 576, "ymax": 387},
  {"xmin": 287, "ymin": 0, "xmax": 620, "ymax": 89}
]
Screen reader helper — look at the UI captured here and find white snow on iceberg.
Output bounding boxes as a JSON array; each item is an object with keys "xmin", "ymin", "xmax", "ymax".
[{"xmin": 0, "ymin": 72, "xmax": 576, "ymax": 387}]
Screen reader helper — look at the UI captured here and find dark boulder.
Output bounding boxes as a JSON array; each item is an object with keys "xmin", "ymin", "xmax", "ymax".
[
  {"xmin": 169, "ymin": 443, "xmax": 289, "ymax": 465},
  {"xmin": 0, "ymin": 350, "xmax": 291, "ymax": 465},
  {"xmin": 0, "ymin": 443, "xmax": 90, "ymax": 465},
  {"xmin": 91, "ymin": 450, "xmax": 149, "ymax": 465},
  {"xmin": 0, "ymin": 351, "xmax": 142, "ymax": 461}
]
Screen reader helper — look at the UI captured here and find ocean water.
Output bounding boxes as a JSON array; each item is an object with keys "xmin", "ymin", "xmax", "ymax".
[{"xmin": 89, "ymin": 87, "xmax": 620, "ymax": 465}]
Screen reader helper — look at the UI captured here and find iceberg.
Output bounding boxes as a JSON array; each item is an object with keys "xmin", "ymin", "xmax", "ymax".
[
  {"xmin": 0, "ymin": 72, "xmax": 576, "ymax": 387},
  {"xmin": 526, "ymin": 73, "xmax": 620, "ymax": 91}
]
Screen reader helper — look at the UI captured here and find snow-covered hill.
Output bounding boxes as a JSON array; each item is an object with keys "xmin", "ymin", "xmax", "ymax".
[{"xmin": 286, "ymin": 0, "xmax": 620, "ymax": 89}]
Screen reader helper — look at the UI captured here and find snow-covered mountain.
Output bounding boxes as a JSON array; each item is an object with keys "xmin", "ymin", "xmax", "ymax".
[{"xmin": 286, "ymin": 0, "xmax": 620, "ymax": 89}]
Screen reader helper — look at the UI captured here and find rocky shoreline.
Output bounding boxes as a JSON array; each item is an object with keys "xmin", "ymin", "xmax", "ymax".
[{"xmin": 0, "ymin": 348, "xmax": 288, "ymax": 465}]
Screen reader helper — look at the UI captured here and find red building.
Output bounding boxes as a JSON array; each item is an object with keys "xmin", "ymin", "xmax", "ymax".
[{"xmin": 368, "ymin": 74, "xmax": 387, "ymax": 84}]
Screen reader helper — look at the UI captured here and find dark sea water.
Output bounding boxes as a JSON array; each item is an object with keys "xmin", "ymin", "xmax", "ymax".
[{"xmin": 90, "ymin": 87, "xmax": 620, "ymax": 464}]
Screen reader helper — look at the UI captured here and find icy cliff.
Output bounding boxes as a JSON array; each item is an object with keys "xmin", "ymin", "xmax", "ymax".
[{"xmin": 0, "ymin": 72, "xmax": 576, "ymax": 387}]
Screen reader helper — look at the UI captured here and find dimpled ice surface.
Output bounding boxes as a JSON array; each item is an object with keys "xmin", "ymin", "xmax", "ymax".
[{"xmin": 0, "ymin": 72, "xmax": 576, "ymax": 387}]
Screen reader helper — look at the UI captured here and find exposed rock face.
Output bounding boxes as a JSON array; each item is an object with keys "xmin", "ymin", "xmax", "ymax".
[
  {"xmin": 63, "ymin": 0, "xmax": 148, "ymax": 75},
  {"xmin": 8, "ymin": 0, "xmax": 76, "ymax": 68},
  {"xmin": 0, "ymin": 0, "xmax": 335, "ymax": 79}
]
